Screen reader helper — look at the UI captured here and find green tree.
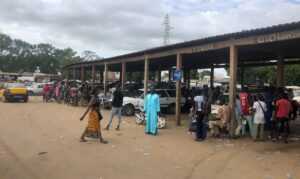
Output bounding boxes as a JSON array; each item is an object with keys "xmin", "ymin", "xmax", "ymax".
[
  {"xmin": 199, "ymin": 70, "xmax": 211, "ymax": 80},
  {"xmin": 190, "ymin": 69, "xmax": 199, "ymax": 80},
  {"xmin": 284, "ymin": 64, "xmax": 300, "ymax": 85},
  {"xmin": 0, "ymin": 33, "xmax": 83, "ymax": 74},
  {"xmin": 239, "ymin": 64, "xmax": 300, "ymax": 86}
]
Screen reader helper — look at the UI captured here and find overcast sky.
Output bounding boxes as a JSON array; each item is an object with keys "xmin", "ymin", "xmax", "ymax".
[{"xmin": 1, "ymin": 0, "xmax": 300, "ymax": 59}]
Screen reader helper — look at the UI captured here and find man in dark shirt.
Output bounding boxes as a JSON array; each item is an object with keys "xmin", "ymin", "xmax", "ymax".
[{"xmin": 105, "ymin": 85, "xmax": 124, "ymax": 130}]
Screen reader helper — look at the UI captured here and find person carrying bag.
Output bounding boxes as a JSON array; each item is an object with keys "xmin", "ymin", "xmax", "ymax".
[{"xmin": 252, "ymin": 95, "xmax": 267, "ymax": 141}]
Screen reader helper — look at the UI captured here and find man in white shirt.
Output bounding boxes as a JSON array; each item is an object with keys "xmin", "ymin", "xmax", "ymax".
[
  {"xmin": 194, "ymin": 95, "xmax": 204, "ymax": 112},
  {"xmin": 252, "ymin": 95, "xmax": 267, "ymax": 141}
]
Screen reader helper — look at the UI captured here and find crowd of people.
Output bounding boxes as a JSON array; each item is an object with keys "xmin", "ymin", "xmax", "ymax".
[
  {"xmin": 189, "ymin": 86, "xmax": 299, "ymax": 143},
  {"xmin": 44, "ymin": 80, "xmax": 298, "ymax": 144},
  {"xmin": 42, "ymin": 80, "xmax": 93, "ymax": 106}
]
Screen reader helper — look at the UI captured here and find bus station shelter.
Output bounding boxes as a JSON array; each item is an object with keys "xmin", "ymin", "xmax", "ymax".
[{"xmin": 63, "ymin": 21, "xmax": 300, "ymax": 133}]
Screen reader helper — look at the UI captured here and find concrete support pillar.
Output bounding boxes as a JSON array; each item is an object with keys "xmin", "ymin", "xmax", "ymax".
[
  {"xmin": 100, "ymin": 69, "xmax": 104, "ymax": 84},
  {"xmin": 104, "ymin": 64, "xmax": 108, "ymax": 95},
  {"xmin": 65, "ymin": 69, "xmax": 69, "ymax": 80},
  {"xmin": 144, "ymin": 56, "xmax": 149, "ymax": 96},
  {"xmin": 276, "ymin": 57, "xmax": 284, "ymax": 87},
  {"xmin": 240, "ymin": 66, "xmax": 245, "ymax": 89},
  {"xmin": 155, "ymin": 71, "xmax": 161, "ymax": 82},
  {"xmin": 210, "ymin": 65, "xmax": 214, "ymax": 89},
  {"xmin": 121, "ymin": 62, "xmax": 126, "ymax": 90},
  {"xmin": 187, "ymin": 69, "xmax": 191, "ymax": 89},
  {"xmin": 96, "ymin": 69, "xmax": 100, "ymax": 83},
  {"xmin": 176, "ymin": 53, "xmax": 182, "ymax": 126},
  {"xmin": 91, "ymin": 65, "xmax": 96, "ymax": 90},
  {"xmin": 229, "ymin": 45, "xmax": 238, "ymax": 136},
  {"xmin": 92, "ymin": 65, "xmax": 95, "ymax": 83},
  {"xmin": 72, "ymin": 68, "xmax": 76, "ymax": 80},
  {"xmin": 80, "ymin": 66, "xmax": 84, "ymax": 82},
  {"xmin": 168, "ymin": 69, "xmax": 172, "ymax": 81},
  {"xmin": 158, "ymin": 71, "xmax": 161, "ymax": 82}
]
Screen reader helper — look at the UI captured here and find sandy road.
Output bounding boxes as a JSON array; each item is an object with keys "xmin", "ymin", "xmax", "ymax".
[{"xmin": 0, "ymin": 97, "xmax": 300, "ymax": 179}]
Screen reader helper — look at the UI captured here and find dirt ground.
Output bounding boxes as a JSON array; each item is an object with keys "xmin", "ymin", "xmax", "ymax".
[{"xmin": 0, "ymin": 97, "xmax": 300, "ymax": 179}]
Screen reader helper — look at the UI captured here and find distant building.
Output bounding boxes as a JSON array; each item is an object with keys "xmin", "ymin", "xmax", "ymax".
[
  {"xmin": 20, "ymin": 72, "xmax": 60, "ymax": 83},
  {"xmin": 0, "ymin": 71, "xmax": 19, "ymax": 81},
  {"xmin": 197, "ymin": 75, "xmax": 228, "ymax": 87},
  {"xmin": 0, "ymin": 70, "xmax": 60, "ymax": 83}
]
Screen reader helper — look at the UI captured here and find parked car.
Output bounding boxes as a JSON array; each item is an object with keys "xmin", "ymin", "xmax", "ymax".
[
  {"xmin": 1, "ymin": 83, "xmax": 29, "ymax": 102},
  {"xmin": 98, "ymin": 89, "xmax": 141, "ymax": 110},
  {"xmin": 286, "ymin": 86, "xmax": 300, "ymax": 103},
  {"xmin": 27, "ymin": 83, "xmax": 45, "ymax": 95},
  {"xmin": 98, "ymin": 92, "xmax": 113, "ymax": 109},
  {"xmin": 122, "ymin": 89, "xmax": 186, "ymax": 116},
  {"xmin": 292, "ymin": 89, "xmax": 300, "ymax": 103}
]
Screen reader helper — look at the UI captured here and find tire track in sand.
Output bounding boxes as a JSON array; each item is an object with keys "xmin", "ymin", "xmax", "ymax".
[
  {"xmin": 0, "ymin": 137, "xmax": 40, "ymax": 179},
  {"xmin": 184, "ymin": 143, "xmax": 242, "ymax": 179}
]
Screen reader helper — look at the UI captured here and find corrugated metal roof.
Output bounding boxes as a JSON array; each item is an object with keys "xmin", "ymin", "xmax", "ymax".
[{"xmin": 66, "ymin": 21, "xmax": 300, "ymax": 68}]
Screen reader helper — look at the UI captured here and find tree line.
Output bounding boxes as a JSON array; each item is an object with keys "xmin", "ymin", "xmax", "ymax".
[
  {"xmin": 238, "ymin": 65, "xmax": 300, "ymax": 86},
  {"xmin": 0, "ymin": 33, "xmax": 86, "ymax": 74}
]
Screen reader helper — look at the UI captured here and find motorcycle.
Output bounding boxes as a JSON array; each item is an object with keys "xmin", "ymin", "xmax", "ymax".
[{"xmin": 135, "ymin": 107, "xmax": 167, "ymax": 129}]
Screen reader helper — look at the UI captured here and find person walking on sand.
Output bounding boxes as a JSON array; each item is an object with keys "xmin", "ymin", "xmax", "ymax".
[
  {"xmin": 79, "ymin": 89, "xmax": 107, "ymax": 143},
  {"xmin": 144, "ymin": 86, "xmax": 160, "ymax": 135},
  {"xmin": 105, "ymin": 84, "xmax": 124, "ymax": 130},
  {"xmin": 80, "ymin": 101, "xmax": 107, "ymax": 143}
]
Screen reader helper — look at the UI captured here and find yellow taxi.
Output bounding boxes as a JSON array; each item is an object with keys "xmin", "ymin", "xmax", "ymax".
[{"xmin": 0, "ymin": 83, "xmax": 29, "ymax": 102}]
